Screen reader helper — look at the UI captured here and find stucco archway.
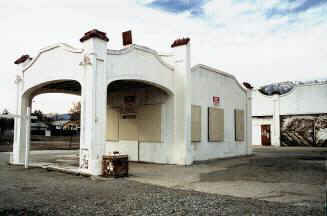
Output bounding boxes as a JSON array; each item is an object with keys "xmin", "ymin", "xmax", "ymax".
[
  {"xmin": 105, "ymin": 79, "xmax": 175, "ymax": 163},
  {"xmin": 13, "ymin": 79, "xmax": 82, "ymax": 168}
]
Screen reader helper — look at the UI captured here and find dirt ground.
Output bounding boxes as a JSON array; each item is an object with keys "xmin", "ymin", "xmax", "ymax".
[{"xmin": 0, "ymin": 147, "xmax": 325, "ymax": 215}]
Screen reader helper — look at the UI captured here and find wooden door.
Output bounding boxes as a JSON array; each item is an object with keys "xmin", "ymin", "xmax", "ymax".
[{"xmin": 261, "ymin": 125, "xmax": 271, "ymax": 146}]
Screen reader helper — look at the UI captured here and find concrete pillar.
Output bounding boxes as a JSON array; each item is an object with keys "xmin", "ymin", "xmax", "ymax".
[
  {"xmin": 246, "ymin": 91, "xmax": 253, "ymax": 154},
  {"xmin": 24, "ymin": 107, "xmax": 31, "ymax": 168},
  {"xmin": 272, "ymin": 94, "xmax": 281, "ymax": 146},
  {"xmin": 171, "ymin": 38, "xmax": 192, "ymax": 165},
  {"xmin": 12, "ymin": 55, "xmax": 32, "ymax": 164},
  {"xmin": 79, "ymin": 29, "xmax": 108, "ymax": 175}
]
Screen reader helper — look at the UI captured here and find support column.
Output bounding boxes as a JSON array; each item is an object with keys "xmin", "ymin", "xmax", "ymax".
[
  {"xmin": 24, "ymin": 107, "xmax": 31, "ymax": 168},
  {"xmin": 171, "ymin": 38, "xmax": 192, "ymax": 165},
  {"xmin": 13, "ymin": 94, "xmax": 28, "ymax": 164},
  {"xmin": 246, "ymin": 91, "xmax": 253, "ymax": 154},
  {"xmin": 272, "ymin": 94, "xmax": 281, "ymax": 146},
  {"xmin": 79, "ymin": 29, "xmax": 108, "ymax": 175},
  {"xmin": 12, "ymin": 55, "xmax": 32, "ymax": 164}
]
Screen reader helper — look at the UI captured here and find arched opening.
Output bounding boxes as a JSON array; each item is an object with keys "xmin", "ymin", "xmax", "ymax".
[
  {"xmin": 23, "ymin": 80, "xmax": 81, "ymax": 168},
  {"xmin": 105, "ymin": 80, "xmax": 174, "ymax": 163}
]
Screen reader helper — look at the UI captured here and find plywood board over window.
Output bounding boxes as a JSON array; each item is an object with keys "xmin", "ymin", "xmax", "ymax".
[
  {"xmin": 191, "ymin": 105, "xmax": 201, "ymax": 142},
  {"xmin": 137, "ymin": 104, "xmax": 161, "ymax": 142},
  {"xmin": 106, "ymin": 107, "xmax": 119, "ymax": 141},
  {"xmin": 208, "ymin": 107, "xmax": 224, "ymax": 142},
  {"xmin": 234, "ymin": 109, "xmax": 245, "ymax": 141},
  {"xmin": 119, "ymin": 117, "xmax": 138, "ymax": 141}
]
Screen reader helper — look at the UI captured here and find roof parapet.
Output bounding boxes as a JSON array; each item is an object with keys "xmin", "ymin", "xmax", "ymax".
[
  {"xmin": 80, "ymin": 29, "xmax": 109, "ymax": 42},
  {"xmin": 243, "ymin": 82, "xmax": 254, "ymax": 90},
  {"xmin": 171, "ymin": 38, "xmax": 190, "ymax": 48},
  {"xmin": 14, "ymin": 55, "xmax": 32, "ymax": 65}
]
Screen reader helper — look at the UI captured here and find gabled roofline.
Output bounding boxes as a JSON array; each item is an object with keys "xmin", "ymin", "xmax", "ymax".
[
  {"xmin": 191, "ymin": 64, "xmax": 247, "ymax": 93},
  {"xmin": 23, "ymin": 43, "xmax": 84, "ymax": 73},
  {"xmin": 107, "ymin": 44, "xmax": 174, "ymax": 71}
]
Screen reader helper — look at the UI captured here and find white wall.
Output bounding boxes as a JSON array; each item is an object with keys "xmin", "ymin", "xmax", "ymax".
[
  {"xmin": 105, "ymin": 141, "xmax": 170, "ymax": 164},
  {"xmin": 106, "ymin": 140, "xmax": 138, "ymax": 161},
  {"xmin": 252, "ymin": 90, "xmax": 274, "ymax": 116},
  {"xmin": 253, "ymin": 83, "xmax": 327, "ymax": 117},
  {"xmin": 191, "ymin": 65, "xmax": 250, "ymax": 161},
  {"xmin": 279, "ymin": 83, "xmax": 327, "ymax": 115},
  {"xmin": 23, "ymin": 45, "xmax": 83, "ymax": 95},
  {"xmin": 106, "ymin": 46, "xmax": 174, "ymax": 94}
]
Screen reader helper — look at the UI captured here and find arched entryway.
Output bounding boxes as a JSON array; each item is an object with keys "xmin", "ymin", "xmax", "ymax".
[
  {"xmin": 14, "ymin": 80, "xmax": 82, "ymax": 168},
  {"xmin": 105, "ymin": 80, "xmax": 175, "ymax": 164}
]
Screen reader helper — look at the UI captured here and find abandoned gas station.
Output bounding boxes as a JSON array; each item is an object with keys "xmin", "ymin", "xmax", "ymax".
[{"xmin": 11, "ymin": 29, "xmax": 252, "ymax": 176}]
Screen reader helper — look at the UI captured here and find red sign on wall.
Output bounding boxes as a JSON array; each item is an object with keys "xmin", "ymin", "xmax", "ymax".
[{"xmin": 213, "ymin": 96, "xmax": 220, "ymax": 105}]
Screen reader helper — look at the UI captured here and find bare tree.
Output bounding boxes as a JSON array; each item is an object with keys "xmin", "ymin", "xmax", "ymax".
[
  {"xmin": 32, "ymin": 110, "xmax": 44, "ymax": 121},
  {"xmin": 0, "ymin": 108, "xmax": 14, "ymax": 144},
  {"xmin": 2, "ymin": 109, "xmax": 9, "ymax": 115},
  {"xmin": 69, "ymin": 102, "xmax": 81, "ymax": 121}
]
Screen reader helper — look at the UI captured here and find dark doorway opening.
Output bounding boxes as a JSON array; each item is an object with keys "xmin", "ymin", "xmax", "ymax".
[{"xmin": 261, "ymin": 124, "xmax": 271, "ymax": 146}]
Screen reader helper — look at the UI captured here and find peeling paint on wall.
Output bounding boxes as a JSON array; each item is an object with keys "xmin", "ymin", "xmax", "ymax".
[
  {"xmin": 280, "ymin": 114, "xmax": 327, "ymax": 147},
  {"xmin": 80, "ymin": 148, "xmax": 89, "ymax": 169}
]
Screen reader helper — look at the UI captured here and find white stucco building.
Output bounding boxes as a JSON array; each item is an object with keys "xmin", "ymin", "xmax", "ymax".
[
  {"xmin": 252, "ymin": 82, "xmax": 327, "ymax": 147},
  {"xmin": 12, "ymin": 29, "xmax": 252, "ymax": 175}
]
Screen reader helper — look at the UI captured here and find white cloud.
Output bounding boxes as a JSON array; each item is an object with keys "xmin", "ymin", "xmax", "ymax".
[{"xmin": 0, "ymin": 0, "xmax": 326, "ymax": 113}]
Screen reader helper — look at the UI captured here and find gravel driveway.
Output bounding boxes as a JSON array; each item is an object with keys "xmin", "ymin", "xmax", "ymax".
[{"xmin": 0, "ymin": 151, "xmax": 324, "ymax": 216}]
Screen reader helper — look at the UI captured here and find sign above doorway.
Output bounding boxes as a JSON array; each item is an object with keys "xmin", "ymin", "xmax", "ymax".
[{"xmin": 213, "ymin": 96, "xmax": 220, "ymax": 106}]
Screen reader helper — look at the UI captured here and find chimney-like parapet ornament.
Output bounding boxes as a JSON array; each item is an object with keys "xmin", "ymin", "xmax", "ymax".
[
  {"xmin": 122, "ymin": 30, "xmax": 133, "ymax": 46},
  {"xmin": 14, "ymin": 55, "xmax": 32, "ymax": 65},
  {"xmin": 80, "ymin": 29, "xmax": 109, "ymax": 42},
  {"xmin": 171, "ymin": 38, "xmax": 190, "ymax": 48},
  {"xmin": 243, "ymin": 82, "xmax": 254, "ymax": 90}
]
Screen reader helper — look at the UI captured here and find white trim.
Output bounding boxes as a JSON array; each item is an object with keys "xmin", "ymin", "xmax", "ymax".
[
  {"xmin": 191, "ymin": 64, "xmax": 247, "ymax": 93},
  {"xmin": 23, "ymin": 43, "xmax": 84, "ymax": 73},
  {"xmin": 107, "ymin": 44, "xmax": 174, "ymax": 71}
]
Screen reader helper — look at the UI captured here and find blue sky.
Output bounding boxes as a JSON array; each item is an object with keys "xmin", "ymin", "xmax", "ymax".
[
  {"xmin": 148, "ymin": 0, "xmax": 209, "ymax": 16},
  {"xmin": 265, "ymin": 0, "xmax": 327, "ymax": 17},
  {"xmin": 143, "ymin": 0, "xmax": 327, "ymax": 26},
  {"xmin": 147, "ymin": 0, "xmax": 327, "ymax": 16},
  {"xmin": 139, "ymin": 0, "xmax": 327, "ymax": 42},
  {"xmin": 0, "ymin": 0, "xmax": 326, "ymax": 113}
]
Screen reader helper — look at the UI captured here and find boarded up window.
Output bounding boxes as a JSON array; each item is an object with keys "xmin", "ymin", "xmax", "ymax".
[
  {"xmin": 119, "ymin": 117, "xmax": 138, "ymax": 141},
  {"xmin": 208, "ymin": 107, "xmax": 224, "ymax": 142},
  {"xmin": 234, "ymin": 109, "xmax": 245, "ymax": 141},
  {"xmin": 106, "ymin": 107, "xmax": 119, "ymax": 141},
  {"xmin": 191, "ymin": 105, "xmax": 201, "ymax": 142},
  {"xmin": 137, "ymin": 104, "xmax": 161, "ymax": 142}
]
